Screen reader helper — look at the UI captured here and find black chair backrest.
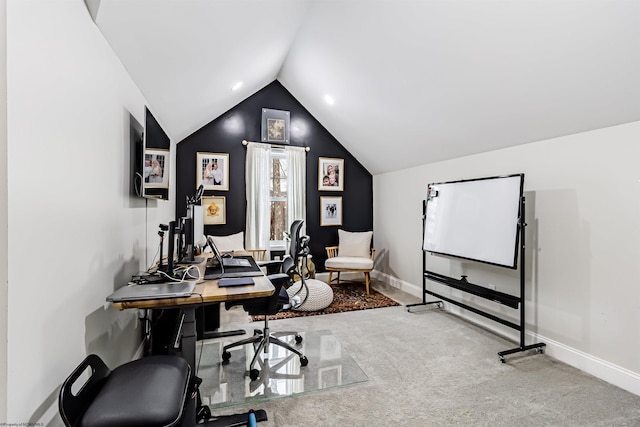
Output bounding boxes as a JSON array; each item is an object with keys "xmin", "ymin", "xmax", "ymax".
[
  {"xmin": 289, "ymin": 220, "xmax": 304, "ymax": 259},
  {"xmin": 281, "ymin": 255, "xmax": 296, "ymax": 277},
  {"xmin": 59, "ymin": 354, "xmax": 111, "ymax": 427}
]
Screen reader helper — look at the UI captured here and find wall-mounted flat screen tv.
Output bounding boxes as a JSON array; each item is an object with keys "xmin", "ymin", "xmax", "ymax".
[
  {"xmin": 133, "ymin": 106, "xmax": 171, "ymax": 200},
  {"xmin": 422, "ymin": 174, "xmax": 524, "ymax": 269}
]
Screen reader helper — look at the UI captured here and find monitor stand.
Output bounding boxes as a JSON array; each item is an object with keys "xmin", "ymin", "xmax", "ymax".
[{"xmin": 178, "ymin": 255, "xmax": 205, "ymax": 265}]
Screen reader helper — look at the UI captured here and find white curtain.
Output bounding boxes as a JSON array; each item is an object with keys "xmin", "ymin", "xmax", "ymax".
[
  {"xmin": 286, "ymin": 146, "xmax": 307, "ymax": 235},
  {"xmin": 245, "ymin": 143, "xmax": 307, "ymax": 256},
  {"xmin": 245, "ymin": 142, "xmax": 271, "ymax": 253}
]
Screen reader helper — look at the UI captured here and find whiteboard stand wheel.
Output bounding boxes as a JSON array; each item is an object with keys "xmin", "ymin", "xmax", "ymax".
[
  {"xmin": 437, "ymin": 302, "xmax": 443, "ymax": 309},
  {"xmin": 536, "ymin": 347, "xmax": 545, "ymax": 354},
  {"xmin": 499, "ymin": 356, "xmax": 505, "ymax": 363}
]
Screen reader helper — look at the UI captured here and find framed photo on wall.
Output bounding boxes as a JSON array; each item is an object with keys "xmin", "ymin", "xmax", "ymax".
[
  {"xmin": 318, "ymin": 157, "xmax": 343, "ymax": 191},
  {"xmin": 261, "ymin": 108, "xmax": 290, "ymax": 143},
  {"xmin": 320, "ymin": 196, "xmax": 342, "ymax": 226},
  {"xmin": 196, "ymin": 152, "xmax": 229, "ymax": 191},
  {"xmin": 202, "ymin": 196, "xmax": 226, "ymax": 225},
  {"xmin": 144, "ymin": 148, "xmax": 170, "ymax": 189}
]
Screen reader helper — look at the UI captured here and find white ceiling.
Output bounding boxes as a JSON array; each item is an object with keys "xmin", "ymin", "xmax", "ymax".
[{"xmin": 89, "ymin": 0, "xmax": 640, "ymax": 175}]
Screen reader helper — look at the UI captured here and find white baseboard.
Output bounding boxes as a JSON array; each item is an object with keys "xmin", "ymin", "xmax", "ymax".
[
  {"xmin": 531, "ymin": 332, "xmax": 640, "ymax": 396},
  {"xmin": 372, "ymin": 270, "xmax": 640, "ymax": 397},
  {"xmin": 371, "ymin": 270, "xmax": 423, "ymax": 298}
]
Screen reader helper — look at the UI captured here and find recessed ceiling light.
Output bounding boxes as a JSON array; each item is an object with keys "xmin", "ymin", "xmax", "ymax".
[
  {"xmin": 324, "ymin": 94, "xmax": 335, "ymax": 105},
  {"xmin": 232, "ymin": 81, "xmax": 243, "ymax": 91}
]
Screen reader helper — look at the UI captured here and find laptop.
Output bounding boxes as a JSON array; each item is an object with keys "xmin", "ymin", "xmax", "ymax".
[
  {"xmin": 106, "ymin": 281, "xmax": 196, "ymax": 303},
  {"xmin": 204, "ymin": 236, "xmax": 264, "ymax": 279}
]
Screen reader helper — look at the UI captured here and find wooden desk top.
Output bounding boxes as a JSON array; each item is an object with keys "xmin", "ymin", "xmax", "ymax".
[{"xmin": 111, "ymin": 259, "xmax": 274, "ymax": 310}]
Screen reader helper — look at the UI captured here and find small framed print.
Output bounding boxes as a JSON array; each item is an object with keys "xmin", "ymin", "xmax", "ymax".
[
  {"xmin": 202, "ymin": 196, "xmax": 226, "ymax": 225},
  {"xmin": 320, "ymin": 196, "xmax": 342, "ymax": 226},
  {"xmin": 318, "ymin": 157, "xmax": 343, "ymax": 191},
  {"xmin": 144, "ymin": 148, "xmax": 170, "ymax": 189},
  {"xmin": 196, "ymin": 152, "xmax": 229, "ymax": 191},
  {"xmin": 261, "ymin": 108, "xmax": 290, "ymax": 143}
]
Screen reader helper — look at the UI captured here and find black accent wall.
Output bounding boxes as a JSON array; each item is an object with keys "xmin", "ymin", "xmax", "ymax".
[{"xmin": 176, "ymin": 81, "xmax": 372, "ymax": 270}]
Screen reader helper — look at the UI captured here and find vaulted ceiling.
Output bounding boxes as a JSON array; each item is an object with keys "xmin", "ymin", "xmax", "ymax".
[{"xmin": 87, "ymin": 0, "xmax": 640, "ymax": 175}]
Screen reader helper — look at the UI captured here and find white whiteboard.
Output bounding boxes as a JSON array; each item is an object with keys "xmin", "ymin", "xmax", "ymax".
[{"xmin": 422, "ymin": 174, "xmax": 523, "ymax": 269}]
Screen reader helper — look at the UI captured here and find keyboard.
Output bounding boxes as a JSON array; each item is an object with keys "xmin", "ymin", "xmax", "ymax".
[{"xmin": 222, "ymin": 257, "xmax": 252, "ymax": 267}]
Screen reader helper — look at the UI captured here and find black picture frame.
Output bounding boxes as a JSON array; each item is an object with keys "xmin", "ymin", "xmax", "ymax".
[{"xmin": 261, "ymin": 108, "xmax": 290, "ymax": 143}]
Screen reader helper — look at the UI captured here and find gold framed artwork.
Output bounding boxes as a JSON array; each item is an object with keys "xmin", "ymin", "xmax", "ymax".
[
  {"xmin": 320, "ymin": 196, "xmax": 342, "ymax": 226},
  {"xmin": 202, "ymin": 196, "xmax": 226, "ymax": 225},
  {"xmin": 196, "ymin": 152, "xmax": 229, "ymax": 191},
  {"xmin": 318, "ymin": 157, "xmax": 343, "ymax": 191}
]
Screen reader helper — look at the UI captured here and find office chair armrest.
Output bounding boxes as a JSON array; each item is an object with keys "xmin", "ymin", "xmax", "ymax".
[
  {"xmin": 258, "ymin": 260, "xmax": 283, "ymax": 275},
  {"xmin": 267, "ymin": 272, "xmax": 290, "ymax": 285}
]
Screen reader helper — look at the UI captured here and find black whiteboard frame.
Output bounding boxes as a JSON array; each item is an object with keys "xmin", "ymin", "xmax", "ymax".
[
  {"xmin": 422, "ymin": 173, "xmax": 524, "ymax": 270},
  {"xmin": 410, "ymin": 173, "xmax": 546, "ymax": 362}
]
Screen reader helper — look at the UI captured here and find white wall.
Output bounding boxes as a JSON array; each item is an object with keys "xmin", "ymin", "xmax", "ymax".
[
  {"xmin": 373, "ymin": 121, "xmax": 640, "ymax": 395},
  {"xmin": 6, "ymin": 1, "xmax": 175, "ymax": 423}
]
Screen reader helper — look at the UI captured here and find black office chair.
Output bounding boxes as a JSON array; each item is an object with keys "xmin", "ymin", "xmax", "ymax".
[
  {"xmin": 59, "ymin": 354, "xmax": 194, "ymax": 427},
  {"xmin": 59, "ymin": 354, "xmax": 269, "ymax": 426},
  {"xmin": 221, "ymin": 220, "xmax": 309, "ymax": 381}
]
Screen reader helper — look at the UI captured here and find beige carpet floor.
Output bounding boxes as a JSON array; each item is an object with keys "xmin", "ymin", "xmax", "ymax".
[{"xmin": 203, "ymin": 279, "xmax": 640, "ymax": 426}]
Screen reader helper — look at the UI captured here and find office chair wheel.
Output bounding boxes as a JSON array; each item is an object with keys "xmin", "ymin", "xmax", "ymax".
[
  {"xmin": 249, "ymin": 369, "xmax": 260, "ymax": 381},
  {"xmin": 222, "ymin": 351, "xmax": 231, "ymax": 362},
  {"xmin": 295, "ymin": 334, "xmax": 303, "ymax": 344},
  {"xmin": 300, "ymin": 356, "xmax": 308, "ymax": 367},
  {"xmin": 254, "ymin": 329, "xmax": 262, "ymax": 336}
]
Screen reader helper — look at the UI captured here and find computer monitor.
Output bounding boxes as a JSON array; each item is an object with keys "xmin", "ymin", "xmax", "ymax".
[
  {"xmin": 179, "ymin": 205, "xmax": 204, "ymax": 264},
  {"xmin": 192, "ymin": 205, "xmax": 204, "ymax": 247}
]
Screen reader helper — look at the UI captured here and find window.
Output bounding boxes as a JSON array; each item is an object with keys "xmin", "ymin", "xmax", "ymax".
[
  {"xmin": 270, "ymin": 149, "xmax": 287, "ymax": 248},
  {"xmin": 245, "ymin": 142, "xmax": 305, "ymax": 255}
]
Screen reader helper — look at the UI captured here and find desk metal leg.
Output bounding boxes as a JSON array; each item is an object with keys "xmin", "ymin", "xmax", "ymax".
[
  {"xmin": 181, "ymin": 307, "xmax": 197, "ymax": 372},
  {"xmin": 180, "ymin": 307, "xmax": 267, "ymax": 426},
  {"xmin": 196, "ymin": 304, "xmax": 246, "ymax": 341}
]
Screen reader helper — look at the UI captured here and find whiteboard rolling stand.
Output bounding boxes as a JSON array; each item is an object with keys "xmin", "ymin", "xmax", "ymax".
[{"xmin": 407, "ymin": 175, "xmax": 545, "ymax": 362}]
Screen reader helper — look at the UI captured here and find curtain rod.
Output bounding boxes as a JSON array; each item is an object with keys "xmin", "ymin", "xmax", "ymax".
[{"xmin": 242, "ymin": 139, "xmax": 310, "ymax": 152}]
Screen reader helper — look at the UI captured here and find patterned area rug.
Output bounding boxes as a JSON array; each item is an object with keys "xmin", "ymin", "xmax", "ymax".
[{"xmin": 251, "ymin": 282, "xmax": 400, "ymax": 321}]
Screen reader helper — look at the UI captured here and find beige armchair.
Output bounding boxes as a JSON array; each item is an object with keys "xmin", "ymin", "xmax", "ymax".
[{"xmin": 324, "ymin": 230, "xmax": 375, "ymax": 294}]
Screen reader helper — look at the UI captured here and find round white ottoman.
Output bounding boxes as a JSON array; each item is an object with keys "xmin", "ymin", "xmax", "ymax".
[{"xmin": 286, "ymin": 279, "xmax": 334, "ymax": 311}]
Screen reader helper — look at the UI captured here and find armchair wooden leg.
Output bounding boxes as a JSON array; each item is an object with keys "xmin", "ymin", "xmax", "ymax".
[
  {"xmin": 328, "ymin": 271, "xmax": 333, "ymax": 285},
  {"xmin": 364, "ymin": 272, "xmax": 370, "ymax": 295}
]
